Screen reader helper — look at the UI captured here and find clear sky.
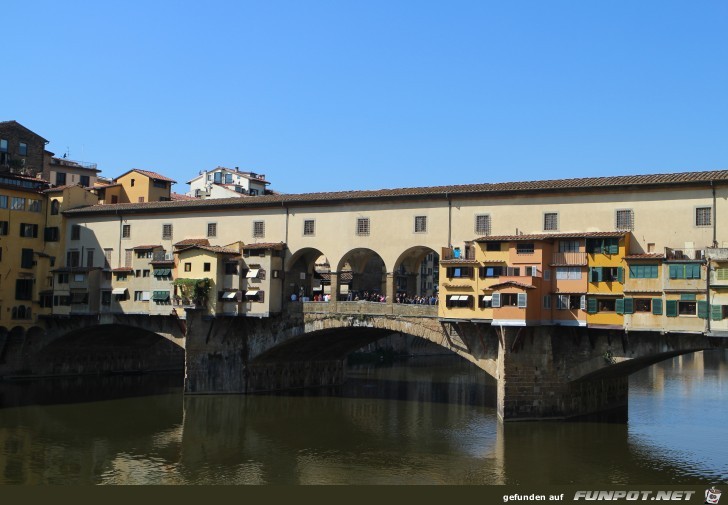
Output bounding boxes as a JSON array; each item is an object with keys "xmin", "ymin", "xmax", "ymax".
[{"xmin": 4, "ymin": 1, "xmax": 727, "ymax": 194}]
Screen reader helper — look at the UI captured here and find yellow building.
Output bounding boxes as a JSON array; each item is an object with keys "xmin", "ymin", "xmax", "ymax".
[
  {"xmin": 174, "ymin": 243, "xmax": 240, "ymax": 315},
  {"xmin": 95, "ymin": 169, "xmax": 175, "ymax": 204},
  {"xmin": 585, "ymin": 232, "xmax": 629, "ymax": 329},
  {"xmin": 0, "ymin": 173, "xmax": 51, "ymax": 329}
]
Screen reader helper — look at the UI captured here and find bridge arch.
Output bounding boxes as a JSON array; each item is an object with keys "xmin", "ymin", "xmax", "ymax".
[
  {"xmin": 393, "ymin": 245, "xmax": 440, "ymax": 298},
  {"xmin": 336, "ymin": 248, "xmax": 388, "ymax": 300},
  {"xmin": 286, "ymin": 247, "xmax": 332, "ymax": 300}
]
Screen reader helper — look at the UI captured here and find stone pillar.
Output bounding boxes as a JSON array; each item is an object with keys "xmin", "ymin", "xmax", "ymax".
[
  {"xmin": 329, "ymin": 271, "xmax": 339, "ymax": 306},
  {"xmin": 496, "ymin": 326, "xmax": 628, "ymax": 421},
  {"xmin": 385, "ymin": 272, "xmax": 395, "ymax": 305}
]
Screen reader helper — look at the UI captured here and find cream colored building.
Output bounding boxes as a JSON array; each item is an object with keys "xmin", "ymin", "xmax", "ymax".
[{"xmin": 61, "ymin": 170, "xmax": 728, "ymax": 326}]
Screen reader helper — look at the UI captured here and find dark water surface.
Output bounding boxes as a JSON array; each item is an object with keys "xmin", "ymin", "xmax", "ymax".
[{"xmin": 0, "ymin": 351, "xmax": 726, "ymax": 485}]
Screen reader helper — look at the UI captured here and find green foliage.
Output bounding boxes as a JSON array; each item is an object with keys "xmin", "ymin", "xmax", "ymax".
[{"xmin": 173, "ymin": 278, "xmax": 211, "ymax": 305}]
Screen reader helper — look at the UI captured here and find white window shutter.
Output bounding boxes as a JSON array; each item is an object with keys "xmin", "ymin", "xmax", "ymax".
[
  {"xmin": 580, "ymin": 295, "xmax": 586, "ymax": 310},
  {"xmin": 492, "ymin": 293, "xmax": 501, "ymax": 308},
  {"xmin": 518, "ymin": 293, "xmax": 527, "ymax": 308}
]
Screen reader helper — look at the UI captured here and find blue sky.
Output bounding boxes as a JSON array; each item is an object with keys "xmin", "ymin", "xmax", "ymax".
[{"xmin": 4, "ymin": 1, "xmax": 727, "ymax": 194}]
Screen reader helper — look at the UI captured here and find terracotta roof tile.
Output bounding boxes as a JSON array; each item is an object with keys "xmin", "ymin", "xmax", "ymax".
[
  {"xmin": 475, "ymin": 231, "xmax": 626, "ymax": 242},
  {"xmin": 177, "ymin": 244, "xmax": 240, "ymax": 255},
  {"xmin": 242, "ymin": 242, "xmax": 286, "ymax": 251},
  {"xmin": 132, "ymin": 244, "xmax": 162, "ymax": 250},
  {"xmin": 115, "ymin": 168, "xmax": 177, "ymax": 183},
  {"xmin": 112, "ymin": 267, "xmax": 134, "ymax": 272},
  {"xmin": 174, "ymin": 238, "xmax": 210, "ymax": 247},
  {"xmin": 625, "ymin": 253, "xmax": 666, "ymax": 259},
  {"xmin": 440, "ymin": 259, "xmax": 480, "ymax": 265},
  {"xmin": 65, "ymin": 169, "xmax": 728, "ymax": 216},
  {"xmin": 489, "ymin": 281, "xmax": 537, "ymax": 290}
]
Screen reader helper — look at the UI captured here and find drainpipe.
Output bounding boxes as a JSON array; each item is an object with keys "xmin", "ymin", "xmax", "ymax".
[
  {"xmin": 282, "ymin": 202, "xmax": 289, "ymax": 310},
  {"xmin": 707, "ymin": 260, "xmax": 712, "ymax": 335},
  {"xmin": 711, "ymin": 181, "xmax": 717, "ymax": 247},
  {"xmin": 446, "ymin": 192, "xmax": 452, "ymax": 248},
  {"xmin": 117, "ymin": 211, "xmax": 123, "ymax": 268}
]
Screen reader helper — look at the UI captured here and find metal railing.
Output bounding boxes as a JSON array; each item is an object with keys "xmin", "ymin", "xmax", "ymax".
[
  {"xmin": 551, "ymin": 252, "xmax": 587, "ymax": 265},
  {"xmin": 665, "ymin": 247, "xmax": 704, "ymax": 261}
]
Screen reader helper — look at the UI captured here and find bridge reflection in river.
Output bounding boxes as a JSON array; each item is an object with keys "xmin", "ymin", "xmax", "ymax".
[{"xmin": 0, "ymin": 352, "xmax": 726, "ymax": 484}]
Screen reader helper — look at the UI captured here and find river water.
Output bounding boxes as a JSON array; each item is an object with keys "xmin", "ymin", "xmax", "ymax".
[{"xmin": 0, "ymin": 350, "xmax": 726, "ymax": 485}]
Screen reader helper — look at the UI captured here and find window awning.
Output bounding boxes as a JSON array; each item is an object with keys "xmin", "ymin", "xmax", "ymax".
[
  {"xmin": 141, "ymin": 291, "xmax": 151, "ymax": 301},
  {"xmin": 312, "ymin": 286, "xmax": 323, "ymax": 291},
  {"xmin": 153, "ymin": 268, "xmax": 171, "ymax": 277},
  {"xmin": 451, "ymin": 295, "xmax": 469, "ymax": 301},
  {"xmin": 246, "ymin": 269, "xmax": 260, "ymax": 278},
  {"xmin": 223, "ymin": 291, "xmax": 239, "ymax": 299},
  {"xmin": 152, "ymin": 291, "xmax": 170, "ymax": 301},
  {"xmin": 245, "ymin": 290, "xmax": 259, "ymax": 296},
  {"xmin": 482, "ymin": 295, "xmax": 492, "ymax": 302},
  {"xmin": 112, "ymin": 288, "xmax": 127, "ymax": 295}
]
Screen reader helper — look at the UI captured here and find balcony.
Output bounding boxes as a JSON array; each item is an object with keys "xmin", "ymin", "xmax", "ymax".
[
  {"xmin": 551, "ymin": 252, "xmax": 587, "ymax": 266},
  {"xmin": 706, "ymin": 248, "xmax": 728, "ymax": 261},
  {"xmin": 52, "ymin": 158, "xmax": 98, "ymax": 170},
  {"xmin": 665, "ymin": 247, "xmax": 704, "ymax": 261}
]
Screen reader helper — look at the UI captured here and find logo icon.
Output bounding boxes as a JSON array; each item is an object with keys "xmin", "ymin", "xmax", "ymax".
[{"xmin": 706, "ymin": 488, "xmax": 722, "ymax": 505}]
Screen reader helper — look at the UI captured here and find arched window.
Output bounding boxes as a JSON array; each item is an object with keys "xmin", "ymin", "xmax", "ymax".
[{"xmin": 51, "ymin": 199, "xmax": 60, "ymax": 215}]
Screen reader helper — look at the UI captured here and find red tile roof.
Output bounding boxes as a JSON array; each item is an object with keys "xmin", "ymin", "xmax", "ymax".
[
  {"xmin": 489, "ymin": 281, "xmax": 537, "ymax": 290},
  {"xmin": 439, "ymin": 259, "xmax": 480, "ymax": 265},
  {"xmin": 132, "ymin": 244, "xmax": 162, "ymax": 250},
  {"xmin": 115, "ymin": 168, "xmax": 177, "ymax": 183},
  {"xmin": 112, "ymin": 267, "xmax": 134, "ymax": 272},
  {"xmin": 177, "ymin": 244, "xmax": 240, "ymax": 255},
  {"xmin": 65, "ymin": 169, "xmax": 728, "ymax": 216},
  {"xmin": 44, "ymin": 183, "xmax": 87, "ymax": 193},
  {"xmin": 171, "ymin": 192, "xmax": 196, "ymax": 201},
  {"xmin": 625, "ymin": 253, "xmax": 666, "ymax": 259},
  {"xmin": 174, "ymin": 238, "xmax": 210, "ymax": 248},
  {"xmin": 242, "ymin": 242, "xmax": 285, "ymax": 251},
  {"xmin": 475, "ymin": 231, "xmax": 626, "ymax": 242}
]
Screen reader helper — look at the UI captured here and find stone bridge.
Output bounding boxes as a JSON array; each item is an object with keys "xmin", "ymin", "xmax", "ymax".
[{"xmin": 1, "ymin": 303, "xmax": 725, "ymax": 421}]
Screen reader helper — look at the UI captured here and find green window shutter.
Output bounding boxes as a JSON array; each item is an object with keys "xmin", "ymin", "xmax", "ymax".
[
  {"xmin": 608, "ymin": 240, "xmax": 619, "ymax": 255},
  {"xmin": 652, "ymin": 298, "xmax": 663, "ymax": 315},
  {"xmin": 681, "ymin": 293, "xmax": 696, "ymax": 301},
  {"xmin": 698, "ymin": 300, "xmax": 708, "ymax": 319},
  {"xmin": 717, "ymin": 268, "xmax": 728, "ymax": 281},
  {"xmin": 617, "ymin": 267, "xmax": 624, "ymax": 283},
  {"xmin": 669, "ymin": 264, "xmax": 681, "ymax": 279},
  {"xmin": 587, "ymin": 298, "xmax": 598, "ymax": 314},
  {"xmin": 689, "ymin": 264, "xmax": 701, "ymax": 279},
  {"xmin": 623, "ymin": 297, "xmax": 634, "ymax": 314},
  {"xmin": 615, "ymin": 298, "xmax": 625, "ymax": 314},
  {"xmin": 649, "ymin": 264, "xmax": 659, "ymax": 278},
  {"xmin": 711, "ymin": 304, "xmax": 723, "ymax": 321},
  {"xmin": 666, "ymin": 300, "xmax": 678, "ymax": 317},
  {"xmin": 593, "ymin": 267, "xmax": 603, "ymax": 282}
]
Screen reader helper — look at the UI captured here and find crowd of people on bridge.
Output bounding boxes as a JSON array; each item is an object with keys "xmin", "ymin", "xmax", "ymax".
[{"xmin": 290, "ymin": 288, "xmax": 439, "ymax": 305}]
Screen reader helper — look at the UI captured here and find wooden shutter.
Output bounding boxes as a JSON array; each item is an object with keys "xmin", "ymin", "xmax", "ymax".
[
  {"xmin": 608, "ymin": 240, "xmax": 619, "ymax": 255},
  {"xmin": 623, "ymin": 297, "xmax": 634, "ymax": 314},
  {"xmin": 492, "ymin": 293, "xmax": 501, "ymax": 308},
  {"xmin": 666, "ymin": 300, "xmax": 678, "ymax": 317},
  {"xmin": 587, "ymin": 297, "xmax": 597, "ymax": 314},
  {"xmin": 652, "ymin": 298, "xmax": 663, "ymax": 315},
  {"xmin": 711, "ymin": 304, "xmax": 723, "ymax": 321},
  {"xmin": 615, "ymin": 298, "xmax": 625, "ymax": 314},
  {"xmin": 697, "ymin": 300, "xmax": 708, "ymax": 319},
  {"xmin": 617, "ymin": 267, "xmax": 624, "ymax": 283}
]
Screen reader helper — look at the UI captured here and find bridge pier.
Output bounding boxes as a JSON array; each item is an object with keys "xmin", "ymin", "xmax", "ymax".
[{"xmin": 496, "ymin": 326, "xmax": 628, "ymax": 421}]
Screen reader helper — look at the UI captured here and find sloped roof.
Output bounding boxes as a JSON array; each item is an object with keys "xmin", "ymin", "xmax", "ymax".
[
  {"xmin": 174, "ymin": 238, "xmax": 210, "ymax": 248},
  {"xmin": 625, "ymin": 253, "xmax": 666, "ymax": 260},
  {"xmin": 242, "ymin": 242, "xmax": 285, "ymax": 251},
  {"xmin": 115, "ymin": 168, "xmax": 177, "ymax": 183},
  {"xmin": 171, "ymin": 192, "xmax": 196, "ymax": 201},
  {"xmin": 475, "ymin": 231, "xmax": 626, "ymax": 242},
  {"xmin": 65, "ymin": 169, "xmax": 728, "ymax": 216},
  {"xmin": 0, "ymin": 120, "xmax": 48, "ymax": 142},
  {"xmin": 177, "ymin": 244, "xmax": 240, "ymax": 255},
  {"xmin": 489, "ymin": 281, "xmax": 537, "ymax": 290}
]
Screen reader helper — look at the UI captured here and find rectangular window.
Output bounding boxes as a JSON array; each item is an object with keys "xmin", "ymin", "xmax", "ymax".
[
  {"xmin": 543, "ymin": 212, "xmax": 558, "ymax": 231},
  {"xmin": 414, "ymin": 216, "xmax": 427, "ymax": 233},
  {"xmin": 479, "ymin": 266, "xmax": 504, "ymax": 278},
  {"xmin": 11, "ymin": 197, "xmax": 25, "ymax": 210},
  {"xmin": 616, "ymin": 209, "xmax": 634, "ymax": 231},
  {"xmin": 253, "ymin": 220, "xmax": 265, "ymax": 238},
  {"xmin": 678, "ymin": 301, "xmax": 697, "ymax": 316},
  {"xmin": 446, "ymin": 295, "xmax": 474, "ymax": 308},
  {"xmin": 56, "ymin": 172, "xmax": 67, "ymax": 186},
  {"xmin": 356, "ymin": 218, "xmax": 370, "ymax": 236},
  {"xmin": 303, "ymin": 219, "xmax": 315, "ymax": 236},
  {"xmin": 485, "ymin": 241, "xmax": 501, "ymax": 252},
  {"xmin": 134, "ymin": 291, "xmax": 144, "ymax": 302},
  {"xmin": 516, "ymin": 243, "xmax": 534, "ymax": 255},
  {"xmin": 500, "ymin": 293, "xmax": 519, "ymax": 307},
  {"xmin": 555, "ymin": 266, "xmax": 582, "ymax": 280},
  {"xmin": 153, "ymin": 180, "xmax": 166, "ymax": 188},
  {"xmin": 138, "ymin": 197, "xmax": 145, "ymax": 203},
  {"xmin": 44, "ymin": 227, "xmax": 60, "ymax": 242},
  {"xmin": 543, "ymin": 295, "xmax": 551, "ymax": 309},
  {"xmin": 586, "ymin": 237, "xmax": 619, "ymax": 254},
  {"xmin": 556, "ymin": 295, "xmax": 568, "ymax": 310},
  {"xmin": 558, "ymin": 240, "xmax": 579, "ymax": 253},
  {"xmin": 0, "ymin": 221, "xmax": 7, "ymax": 235},
  {"xmin": 86, "ymin": 249, "xmax": 94, "ymax": 267},
  {"xmin": 184, "ymin": 263, "xmax": 192, "ymax": 272},
  {"xmin": 446, "ymin": 267, "xmax": 474, "ymax": 279},
  {"xmin": 629, "ymin": 264, "xmax": 659, "ymax": 279},
  {"xmin": 122, "ymin": 224, "xmax": 131, "ymax": 239},
  {"xmin": 0, "ymin": 139, "xmax": 7, "ymax": 152},
  {"xmin": 634, "ymin": 298, "xmax": 652, "ymax": 312},
  {"xmin": 0, "ymin": 195, "xmax": 7, "ymax": 208},
  {"xmin": 71, "ymin": 224, "xmax": 81, "ymax": 240},
  {"xmin": 67, "ymin": 250, "xmax": 80, "ymax": 267},
  {"xmin": 162, "ymin": 224, "xmax": 173, "ymax": 240},
  {"xmin": 18, "ymin": 142, "xmax": 27, "ymax": 156},
  {"xmin": 207, "ymin": 223, "xmax": 217, "ymax": 237},
  {"xmin": 597, "ymin": 299, "xmax": 616, "ymax": 312},
  {"xmin": 668, "ymin": 263, "xmax": 701, "ymax": 279},
  {"xmin": 475, "ymin": 214, "xmax": 491, "ymax": 236},
  {"xmin": 21, "ymin": 248, "xmax": 34, "ymax": 269},
  {"xmin": 79, "ymin": 175, "xmax": 90, "ymax": 187},
  {"xmin": 15, "ymin": 279, "xmax": 33, "ymax": 300},
  {"xmin": 203, "ymin": 263, "xmax": 211, "ymax": 272},
  {"xmin": 696, "ymin": 207, "xmax": 711, "ymax": 227},
  {"xmin": 27, "ymin": 199, "xmax": 41, "ymax": 212},
  {"xmin": 20, "ymin": 223, "xmax": 38, "ymax": 238}
]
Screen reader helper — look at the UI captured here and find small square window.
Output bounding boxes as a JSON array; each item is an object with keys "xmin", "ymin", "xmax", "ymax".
[
  {"xmin": 414, "ymin": 216, "xmax": 427, "ymax": 233},
  {"xmin": 356, "ymin": 217, "xmax": 370, "ymax": 236},
  {"xmin": 616, "ymin": 209, "xmax": 634, "ymax": 231},
  {"xmin": 18, "ymin": 142, "xmax": 27, "ymax": 156},
  {"xmin": 696, "ymin": 207, "xmax": 711, "ymax": 227},
  {"xmin": 475, "ymin": 214, "xmax": 491, "ymax": 236},
  {"xmin": 207, "ymin": 223, "xmax": 217, "ymax": 237},
  {"xmin": 303, "ymin": 219, "xmax": 315, "ymax": 236},
  {"xmin": 544, "ymin": 212, "xmax": 558, "ymax": 231},
  {"xmin": 203, "ymin": 262, "xmax": 211, "ymax": 272},
  {"xmin": 184, "ymin": 263, "xmax": 191, "ymax": 272}
]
